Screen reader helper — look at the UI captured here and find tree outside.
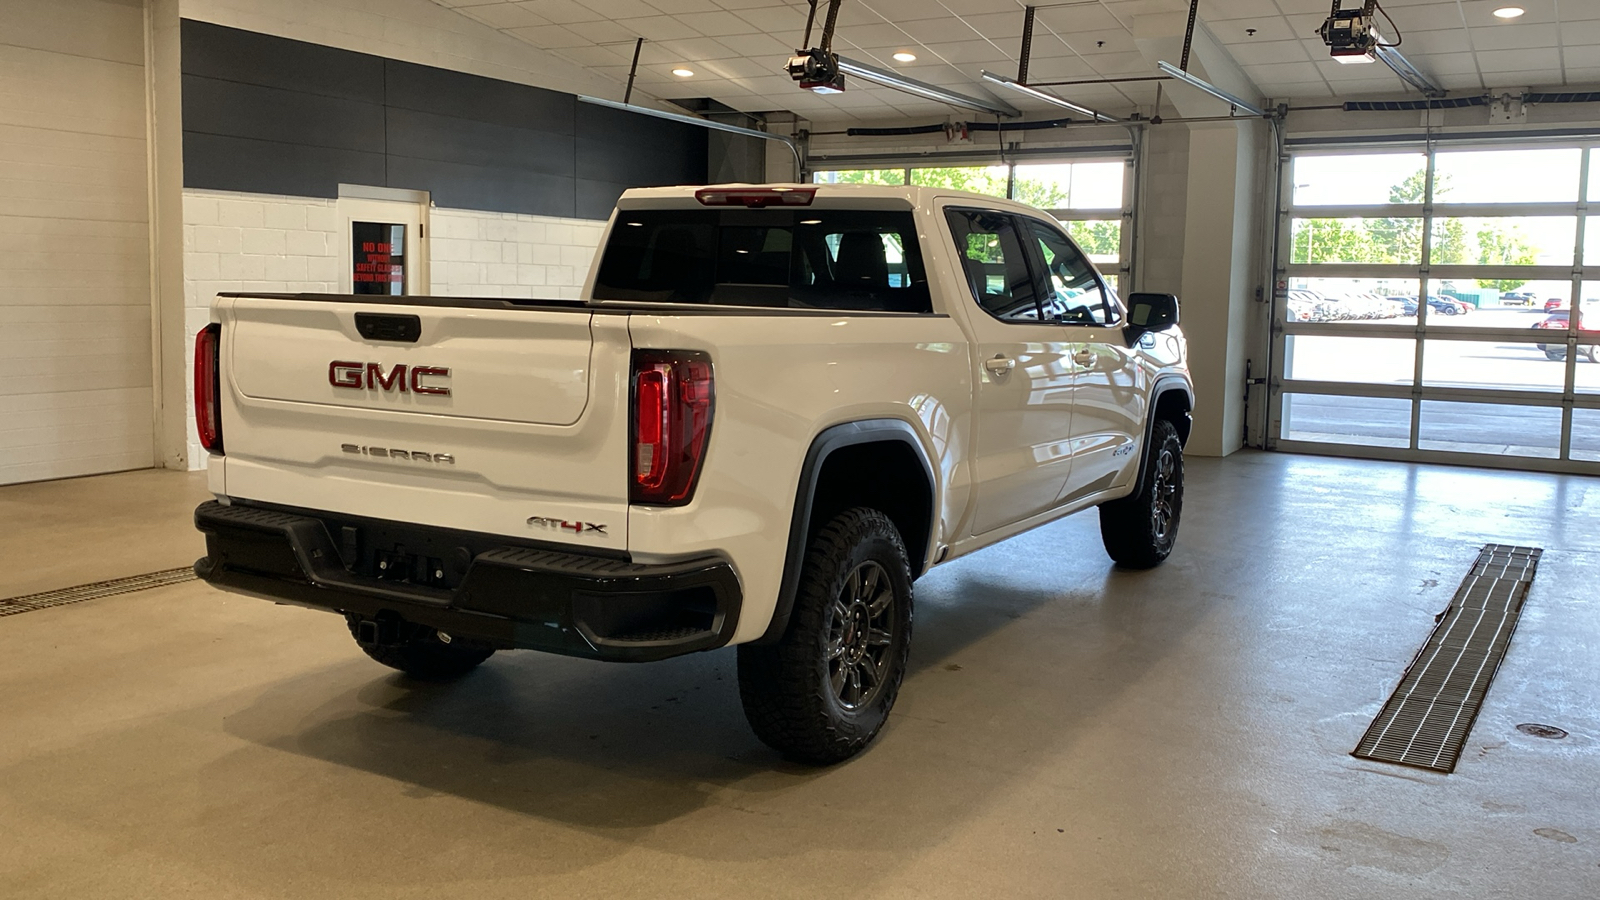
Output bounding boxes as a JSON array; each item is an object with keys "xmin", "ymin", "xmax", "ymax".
[{"xmin": 1291, "ymin": 167, "xmax": 1536, "ymax": 291}]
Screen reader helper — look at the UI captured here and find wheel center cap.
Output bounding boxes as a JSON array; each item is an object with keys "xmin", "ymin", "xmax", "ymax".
[{"xmin": 843, "ymin": 603, "xmax": 870, "ymax": 664}]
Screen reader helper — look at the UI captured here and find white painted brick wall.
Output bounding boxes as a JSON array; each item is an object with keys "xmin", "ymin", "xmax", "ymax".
[
  {"xmin": 428, "ymin": 208, "xmax": 605, "ymax": 300},
  {"xmin": 182, "ymin": 188, "xmax": 342, "ymax": 468},
  {"xmin": 182, "ymin": 190, "xmax": 609, "ymax": 467}
]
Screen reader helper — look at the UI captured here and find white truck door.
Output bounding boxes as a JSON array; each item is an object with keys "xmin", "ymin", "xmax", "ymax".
[
  {"xmin": 943, "ymin": 207, "xmax": 1076, "ymax": 535},
  {"xmin": 1019, "ymin": 218, "xmax": 1143, "ymax": 500}
]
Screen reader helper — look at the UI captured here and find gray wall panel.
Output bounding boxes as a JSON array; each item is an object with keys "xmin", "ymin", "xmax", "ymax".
[
  {"xmin": 383, "ymin": 60, "xmax": 575, "ymax": 134},
  {"xmin": 384, "ymin": 108, "xmax": 575, "ymax": 176},
  {"xmin": 183, "ymin": 75, "xmax": 385, "ymax": 153},
  {"xmin": 386, "ymin": 156, "xmax": 577, "ymax": 218},
  {"xmin": 182, "ymin": 133, "xmax": 386, "ymax": 198},
  {"xmin": 181, "ymin": 19, "xmax": 384, "ymax": 103},
  {"xmin": 181, "ymin": 20, "xmax": 706, "ymax": 218}
]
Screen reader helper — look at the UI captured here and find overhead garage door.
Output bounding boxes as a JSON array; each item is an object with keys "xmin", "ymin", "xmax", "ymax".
[
  {"xmin": 0, "ymin": 0, "xmax": 154, "ymax": 485},
  {"xmin": 1269, "ymin": 138, "xmax": 1600, "ymax": 474}
]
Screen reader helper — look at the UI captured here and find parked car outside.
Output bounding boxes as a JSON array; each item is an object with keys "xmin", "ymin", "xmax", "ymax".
[
  {"xmin": 1393, "ymin": 295, "xmax": 1467, "ymax": 317},
  {"xmin": 1545, "ymin": 297, "xmax": 1567, "ymax": 312},
  {"xmin": 1534, "ymin": 299, "xmax": 1600, "ymax": 362},
  {"xmin": 1500, "ymin": 291, "xmax": 1536, "ymax": 307}
]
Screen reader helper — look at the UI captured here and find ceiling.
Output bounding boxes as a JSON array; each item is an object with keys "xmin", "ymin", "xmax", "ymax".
[{"xmin": 428, "ymin": 0, "xmax": 1600, "ymax": 125}]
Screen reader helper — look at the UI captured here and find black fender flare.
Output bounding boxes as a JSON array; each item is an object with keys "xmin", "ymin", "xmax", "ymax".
[
  {"xmin": 756, "ymin": 419, "xmax": 937, "ymax": 644},
  {"xmin": 1130, "ymin": 376, "xmax": 1194, "ymax": 497}
]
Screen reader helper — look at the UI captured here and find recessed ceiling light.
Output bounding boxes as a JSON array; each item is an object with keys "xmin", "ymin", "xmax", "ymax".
[
  {"xmin": 892, "ymin": 51, "xmax": 917, "ymax": 62},
  {"xmin": 1492, "ymin": 6, "xmax": 1524, "ymax": 17},
  {"xmin": 672, "ymin": 67, "xmax": 694, "ymax": 77}
]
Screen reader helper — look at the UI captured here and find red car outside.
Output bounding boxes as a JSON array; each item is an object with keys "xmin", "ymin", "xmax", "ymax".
[{"xmin": 1534, "ymin": 302, "xmax": 1599, "ymax": 362}]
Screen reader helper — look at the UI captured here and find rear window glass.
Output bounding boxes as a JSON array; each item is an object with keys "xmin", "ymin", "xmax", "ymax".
[{"xmin": 593, "ymin": 209, "xmax": 931, "ymax": 313}]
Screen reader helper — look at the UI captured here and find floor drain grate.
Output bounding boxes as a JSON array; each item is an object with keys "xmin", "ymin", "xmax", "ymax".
[
  {"xmin": 1352, "ymin": 543, "xmax": 1542, "ymax": 774},
  {"xmin": 0, "ymin": 567, "xmax": 197, "ymax": 619}
]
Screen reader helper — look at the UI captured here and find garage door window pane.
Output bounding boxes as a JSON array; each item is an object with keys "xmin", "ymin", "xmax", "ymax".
[
  {"xmin": 1063, "ymin": 219, "xmax": 1120, "ymax": 266},
  {"xmin": 1291, "ymin": 153, "xmax": 1427, "ymax": 206},
  {"xmin": 1418, "ymin": 400, "xmax": 1560, "ymax": 458},
  {"xmin": 1430, "ymin": 217, "xmax": 1576, "ymax": 267},
  {"xmin": 1285, "ymin": 277, "xmax": 1416, "ymax": 324},
  {"xmin": 1283, "ymin": 393, "xmax": 1410, "ymax": 447},
  {"xmin": 812, "ymin": 169, "xmax": 906, "ymax": 185},
  {"xmin": 1421, "ymin": 340, "xmax": 1567, "ymax": 392},
  {"xmin": 1013, "ymin": 162, "xmax": 1123, "ymax": 210},
  {"xmin": 1284, "ymin": 335, "xmax": 1414, "ymax": 385},
  {"xmin": 1290, "ymin": 217, "xmax": 1422, "ymax": 264},
  {"xmin": 1571, "ymin": 408, "xmax": 1600, "ymax": 461},
  {"xmin": 1432, "ymin": 148, "xmax": 1582, "ymax": 204},
  {"xmin": 910, "ymin": 166, "xmax": 1009, "ymax": 197}
]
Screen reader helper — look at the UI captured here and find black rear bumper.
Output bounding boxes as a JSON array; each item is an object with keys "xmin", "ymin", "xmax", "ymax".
[{"xmin": 193, "ymin": 501, "xmax": 740, "ymax": 662}]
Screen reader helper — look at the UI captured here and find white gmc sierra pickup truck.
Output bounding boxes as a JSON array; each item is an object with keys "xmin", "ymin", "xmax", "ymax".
[{"xmin": 193, "ymin": 183, "xmax": 1193, "ymax": 764}]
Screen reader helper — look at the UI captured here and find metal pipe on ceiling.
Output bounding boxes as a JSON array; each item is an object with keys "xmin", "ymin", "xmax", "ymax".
[{"xmin": 576, "ymin": 95, "xmax": 804, "ymax": 169}]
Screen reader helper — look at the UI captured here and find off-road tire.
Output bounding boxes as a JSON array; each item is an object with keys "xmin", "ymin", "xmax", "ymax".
[
  {"xmin": 1099, "ymin": 418, "xmax": 1184, "ymax": 569},
  {"xmin": 737, "ymin": 507, "xmax": 914, "ymax": 765},
  {"xmin": 344, "ymin": 615, "xmax": 495, "ymax": 680}
]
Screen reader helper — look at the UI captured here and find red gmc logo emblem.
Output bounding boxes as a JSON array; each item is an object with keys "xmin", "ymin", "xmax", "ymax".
[{"xmin": 329, "ymin": 361, "xmax": 451, "ymax": 396}]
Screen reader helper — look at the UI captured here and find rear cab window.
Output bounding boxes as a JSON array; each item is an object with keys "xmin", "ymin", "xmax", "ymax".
[{"xmin": 593, "ymin": 209, "xmax": 932, "ymax": 313}]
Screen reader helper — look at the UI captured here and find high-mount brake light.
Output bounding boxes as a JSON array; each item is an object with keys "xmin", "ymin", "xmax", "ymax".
[
  {"xmin": 694, "ymin": 187, "xmax": 817, "ymax": 208},
  {"xmin": 194, "ymin": 323, "xmax": 224, "ymax": 454},
  {"xmin": 631, "ymin": 350, "xmax": 714, "ymax": 506}
]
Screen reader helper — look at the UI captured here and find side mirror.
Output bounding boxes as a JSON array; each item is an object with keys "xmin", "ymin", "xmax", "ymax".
[{"xmin": 1124, "ymin": 292, "xmax": 1179, "ymax": 346}]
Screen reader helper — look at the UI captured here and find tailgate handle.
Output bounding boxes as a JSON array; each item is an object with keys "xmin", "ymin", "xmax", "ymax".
[{"xmin": 355, "ymin": 313, "xmax": 422, "ymax": 343}]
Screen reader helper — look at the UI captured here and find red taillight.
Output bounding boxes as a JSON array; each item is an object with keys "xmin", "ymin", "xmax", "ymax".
[
  {"xmin": 631, "ymin": 350, "xmax": 714, "ymax": 506},
  {"xmin": 194, "ymin": 323, "xmax": 223, "ymax": 455},
  {"xmin": 694, "ymin": 187, "xmax": 816, "ymax": 208}
]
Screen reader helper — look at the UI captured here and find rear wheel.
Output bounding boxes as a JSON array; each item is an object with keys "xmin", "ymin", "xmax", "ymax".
[
  {"xmin": 737, "ymin": 507, "xmax": 913, "ymax": 765},
  {"xmin": 1099, "ymin": 418, "xmax": 1184, "ymax": 569},
  {"xmin": 345, "ymin": 614, "xmax": 495, "ymax": 680}
]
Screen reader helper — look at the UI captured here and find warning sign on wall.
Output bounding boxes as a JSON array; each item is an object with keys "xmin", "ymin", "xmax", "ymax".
[{"xmin": 352, "ymin": 222, "xmax": 406, "ymax": 295}]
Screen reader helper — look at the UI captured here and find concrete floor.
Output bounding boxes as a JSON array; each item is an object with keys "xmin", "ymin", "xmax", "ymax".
[{"xmin": 0, "ymin": 453, "xmax": 1596, "ymax": 899}]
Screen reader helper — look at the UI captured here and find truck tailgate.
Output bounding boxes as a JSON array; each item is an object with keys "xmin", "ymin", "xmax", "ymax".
[{"xmin": 213, "ymin": 296, "xmax": 632, "ymax": 548}]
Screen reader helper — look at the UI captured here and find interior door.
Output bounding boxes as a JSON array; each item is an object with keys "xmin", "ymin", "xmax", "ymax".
[
  {"xmin": 1021, "ymin": 217, "xmax": 1144, "ymax": 500},
  {"xmin": 945, "ymin": 207, "xmax": 1076, "ymax": 535},
  {"xmin": 337, "ymin": 195, "xmax": 428, "ymax": 295}
]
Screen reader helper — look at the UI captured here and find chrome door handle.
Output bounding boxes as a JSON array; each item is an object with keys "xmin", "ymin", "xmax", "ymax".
[
  {"xmin": 984, "ymin": 355, "xmax": 1016, "ymax": 375},
  {"xmin": 1072, "ymin": 349, "xmax": 1095, "ymax": 366}
]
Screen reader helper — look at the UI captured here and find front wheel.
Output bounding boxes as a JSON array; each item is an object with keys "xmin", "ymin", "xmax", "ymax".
[
  {"xmin": 737, "ymin": 507, "xmax": 913, "ymax": 765},
  {"xmin": 1545, "ymin": 347, "xmax": 1567, "ymax": 361},
  {"xmin": 1098, "ymin": 418, "xmax": 1184, "ymax": 569}
]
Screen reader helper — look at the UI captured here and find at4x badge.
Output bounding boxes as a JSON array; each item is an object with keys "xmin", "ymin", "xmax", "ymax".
[{"xmin": 527, "ymin": 516, "xmax": 608, "ymax": 536}]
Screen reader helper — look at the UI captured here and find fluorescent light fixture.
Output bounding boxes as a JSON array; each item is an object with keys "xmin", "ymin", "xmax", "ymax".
[
  {"xmin": 672, "ymin": 67, "xmax": 694, "ymax": 77},
  {"xmin": 576, "ymin": 95, "xmax": 802, "ymax": 167},
  {"xmin": 835, "ymin": 55, "xmax": 1019, "ymax": 117},
  {"xmin": 1372, "ymin": 43, "xmax": 1445, "ymax": 96},
  {"xmin": 1155, "ymin": 61, "xmax": 1266, "ymax": 116},
  {"xmin": 1333, "ymin": 52, "xmax": 1376, "ymax": 64},
  {"xmin": 979, "ymin": 70, "xmax": 1118, "ymax": 122},
  {"xmin": 892, "ymin": 51, "xmax": 917, "ymax": 62},
  {"xmin": 1493, "ymin": 6, "xmax": 1524, "ymax": 17}
]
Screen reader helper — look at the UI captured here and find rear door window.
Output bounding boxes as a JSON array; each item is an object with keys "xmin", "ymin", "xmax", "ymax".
[{"xmin": 594, "ymin": 209, "xmax": 931, "ymax": 312}]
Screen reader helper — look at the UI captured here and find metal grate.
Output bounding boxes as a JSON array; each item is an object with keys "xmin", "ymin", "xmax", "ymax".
[
  {"xmin": 0, "ymin": 567, "xmax": 197, "ymax": 618},
  {"xmin": 1353, "ymin": 544, "xmax": 1542, "ymax": 773}
]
